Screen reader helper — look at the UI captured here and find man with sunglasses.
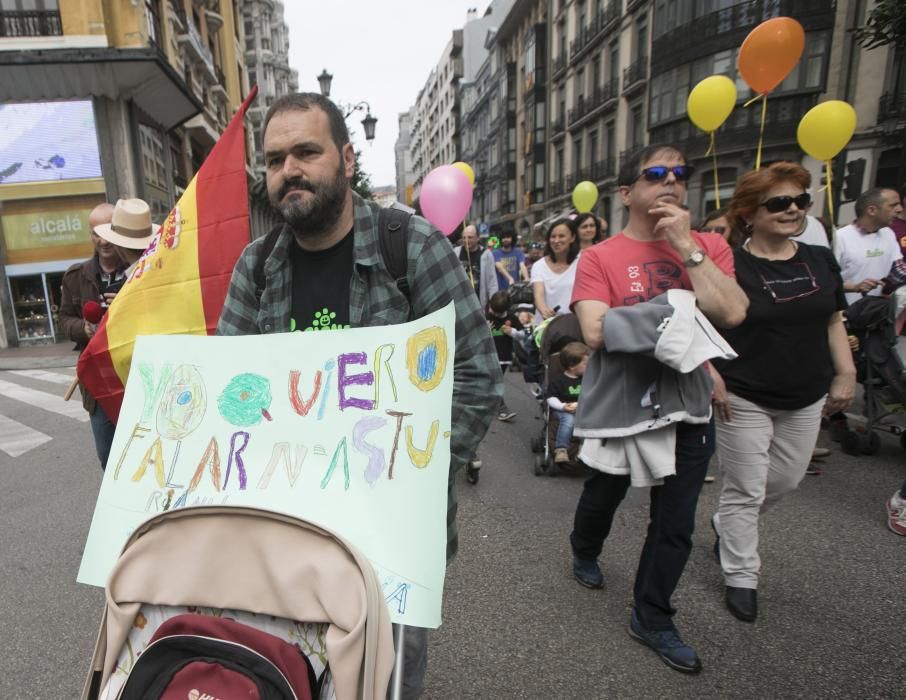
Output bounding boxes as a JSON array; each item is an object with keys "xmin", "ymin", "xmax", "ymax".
[{"xmin": 568, "ymin": 144, "xmax": 748, "ymax": 674}]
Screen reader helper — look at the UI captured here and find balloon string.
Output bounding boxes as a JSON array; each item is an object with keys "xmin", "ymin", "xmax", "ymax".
[
  {"xmin": 465, "ymin": 244, "xmax": 475, "ymax": 289},
  {"xmin": 825, "ymin": 159, "xmax": 836, "ymax": 238},
  {"xmin": 755, "ymin": 95, "xmax": 767, "ymax": 171},
  {"xmin": 711, "ymin": 133, "xmax": 720, "ymax": 210}
]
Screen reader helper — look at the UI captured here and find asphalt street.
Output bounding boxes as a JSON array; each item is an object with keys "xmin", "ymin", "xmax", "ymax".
[{"xmin": 0, "ymin": 367, "xmax": 901, "ymax": 698}]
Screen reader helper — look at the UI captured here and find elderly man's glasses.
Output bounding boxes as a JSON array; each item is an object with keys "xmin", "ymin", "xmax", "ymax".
[
  {"xmin": 759, "ymin": 193, "xmax": 812, "ymax": 213},
  {"xmin": 637, "ymin": 165, "xmax": 694, "ymax": 182}
]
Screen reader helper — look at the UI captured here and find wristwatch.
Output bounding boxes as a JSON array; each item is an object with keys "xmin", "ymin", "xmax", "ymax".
[{"xmin": 683, "ymin": 248, "xmax": 707, "ymax": 268}]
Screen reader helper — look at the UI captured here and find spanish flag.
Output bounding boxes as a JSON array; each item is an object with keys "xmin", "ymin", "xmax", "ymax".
[{"xmin": 78, "ymin": 88, "xmax": 258, "ymax": 424}]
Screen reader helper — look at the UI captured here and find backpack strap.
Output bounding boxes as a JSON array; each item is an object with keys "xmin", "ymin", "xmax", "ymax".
[
  {"xmin": 253, "ymin": 224, "xmax": 284, "ymax": 303},
  {"xmin": 378, "ymin": 204, "xmax": 413, "ymax": 301}
]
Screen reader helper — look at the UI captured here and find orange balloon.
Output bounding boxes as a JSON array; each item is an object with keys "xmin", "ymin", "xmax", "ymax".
[{"xmin": 738, "ymin": 17, "xmax": 805, "ymax": 95}]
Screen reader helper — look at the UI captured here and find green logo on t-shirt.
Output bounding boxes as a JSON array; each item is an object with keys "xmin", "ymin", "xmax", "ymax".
[
  {"xmin": 290, "ymin": 307, "xmax": 351, "ymax": 333},
  {"xmin": 568, "ymin": 385, "xmax": 582, "ymax": 397}
]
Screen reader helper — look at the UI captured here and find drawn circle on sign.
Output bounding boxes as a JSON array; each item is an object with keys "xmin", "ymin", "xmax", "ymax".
[
  {"xmin": 406, "ymin": 326, "xmax": 448, "ymax": 392},
  {"xmin": 157, "ymin": 365, "xmax": 207, "ymax": 440}
]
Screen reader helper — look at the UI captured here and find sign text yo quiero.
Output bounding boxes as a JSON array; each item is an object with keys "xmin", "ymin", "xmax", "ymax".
[{"xmin": 79, "ymin": 304, "xmax": 456, "ymax": 629}]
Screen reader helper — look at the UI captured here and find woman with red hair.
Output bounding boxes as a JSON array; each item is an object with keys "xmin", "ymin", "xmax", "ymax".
[{"xmin": 709, "ymin": 162, "xmax": 856, "ymax": 622}]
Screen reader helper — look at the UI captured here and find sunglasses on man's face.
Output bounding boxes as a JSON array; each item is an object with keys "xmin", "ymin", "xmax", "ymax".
[
  {"xmin": 759, "ymin": 193, "xmax": 812, "ymax": 213},
  {"xmin": 637, "ymin": 165, "xmax": 694, "ymax": 183}
]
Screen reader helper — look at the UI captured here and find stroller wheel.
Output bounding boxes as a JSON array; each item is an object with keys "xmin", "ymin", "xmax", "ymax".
[
  {"xmin": 862, "ymin": 431, "xmax": 881, "ymax": 456},
  {"xmin": 900, "ymin": 433, "xmax": 906, "ymax": 452},
  {"xmin": 840, "ymin": 430, "xmax": 862, "ymax": 456},
  {"xmin": 533, "ymin": 454, "xmax": 547, "ymax": 476},
  {"xmin": 530, "ymin": 436, "xmax": 542, "ymax": 453}
]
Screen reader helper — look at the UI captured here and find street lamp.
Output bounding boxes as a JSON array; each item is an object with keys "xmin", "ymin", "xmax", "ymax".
[
  {"xmin": 315, "ymin": 68, "xmax": 378, "ymax": 143},
  {"xmin": 346, "ymin": 102, "xmax": 378, "ymax": 142},
  {"xmin": 317, "ymin": 68, "xmax": 333, "ymax": 97}
]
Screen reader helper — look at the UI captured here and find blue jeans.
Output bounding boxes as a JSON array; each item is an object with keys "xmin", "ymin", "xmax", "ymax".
[
  {"xmin": 89, "ymin": 402, "xmax": 116, "ymax": 470},
  {"xmin": 570, "ymin": 420, "xmax": 715, "ymax": 630},
  {"xmin": 552, "ymin": 409, "xmax": 574, "ymax": 448}
]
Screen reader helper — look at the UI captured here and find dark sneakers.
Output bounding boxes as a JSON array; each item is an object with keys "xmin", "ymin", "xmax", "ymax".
[
  {"xmin": 572, "ymin": 557, "xmax": 604, "ymax": 589},
  {"xmin": 628, "ymin": 609, "xmax": 702, "ymax": 674}
]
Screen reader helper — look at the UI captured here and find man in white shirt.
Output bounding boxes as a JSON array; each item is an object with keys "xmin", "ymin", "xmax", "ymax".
[
  {"xmin": 834, "ymin": 188, "xmax": 904, "ymax": 305},
  {"xmin": 795, "ymin": 214, "xmax": 830, "ymax": 248}
]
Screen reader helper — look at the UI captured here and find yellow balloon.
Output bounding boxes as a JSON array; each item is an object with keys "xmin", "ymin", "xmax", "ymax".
[
  {"xmin": 686, "ymin": 75, "xmax": 737, "ymax": 133},
  {"xmin": 452, "ymin": 161, "xmax": 475, "ymax": 185},
  {"xmin": 797, "ymin": 100, "xmax": 857, "ymax": 161},
  {"xmin": 572, "ymin": 181, "xmax": 598, "ymax": 213}
]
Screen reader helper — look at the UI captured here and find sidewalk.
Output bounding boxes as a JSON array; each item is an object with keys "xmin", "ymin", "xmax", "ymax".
[{"xmin": 0, "ymin": 341, "xmax": 78, "ymax": 370}]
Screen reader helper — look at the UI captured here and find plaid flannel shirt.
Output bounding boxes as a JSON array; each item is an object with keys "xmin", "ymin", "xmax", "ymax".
[{"xmin": 217, "ymin": 193, "xmax": 502, "ymax": 560}]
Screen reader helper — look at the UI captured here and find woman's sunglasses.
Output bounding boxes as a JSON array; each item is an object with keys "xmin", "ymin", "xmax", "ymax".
[
  {"xmin": 759, "ymin": 193, "xmax": 812, "ymax": 213},
  {"xmin": 637, "ymin": 165, "xmax": 694, "ymax": 182}
]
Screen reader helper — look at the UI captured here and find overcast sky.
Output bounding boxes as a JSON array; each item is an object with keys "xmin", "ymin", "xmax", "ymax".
[{"xmin": 284, "ymin": 1, "xmax": 492, "ymax": 189}]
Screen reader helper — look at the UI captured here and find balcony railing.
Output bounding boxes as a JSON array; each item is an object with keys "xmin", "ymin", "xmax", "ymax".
[
  {"xmin": 570, "ymin": 2, "xmax": 621, "ymax": 63},
  {"xmin": 568, "ymin": 79, "xmax": 620, "ymax": 128},
  {"xmin": 551, "ymin": 115, "xmax": 566, "ymax": 137},
  {"xmin": 175, "ymin": 6, "xmax": 217, "ymax": 81},
  {"xmin": 623, "ymin": 56, "xmax": 648, "ymax": 94},
  {"xmin": 879, "ymin": 93, "xmax": 906, "ymax": 123},
  {"xmin": 591, "ymin": 157, "xmax": 616, "ymax": 182},
  {"xmin": 650, "ymin": 93, "xmax": 820, "ymax": 156},
  {"xmin": 651, "ymin": 0, "xmax": 833, "ymax": 75},
  {"xmin": 552, "ymin": 53, "xmax": 567, "ymax": 79},
  {"xmin": 0, "ymin": 9, "xmax": 62, "ymax": 37}
]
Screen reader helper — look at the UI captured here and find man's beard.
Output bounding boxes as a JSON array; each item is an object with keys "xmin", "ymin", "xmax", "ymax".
[{"xmin": 270, "ymin": 165, "xmax": 348, "ymax": 237}]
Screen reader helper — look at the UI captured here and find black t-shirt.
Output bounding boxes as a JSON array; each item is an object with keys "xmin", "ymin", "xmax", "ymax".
[
  {"xmin": 547, "ymin": 372, "xmax": 583, "ymax": 404},
  {"xmin": 487, "ymin": 310, "xmax": 523, "ymax": 363},
  {"xmin": 713, "ymin": 242, "xmax": 847, "ymax": 409},
  {"xmin": 459, "ymin": 245, "xmax": 483, "ymax": 297},
  {"xmin": 290, "ymin": 230, "xmax": 354, "ymax": 332}
]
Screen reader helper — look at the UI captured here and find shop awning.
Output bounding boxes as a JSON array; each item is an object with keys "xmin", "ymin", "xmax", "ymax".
[{"xmin": 0, "ymin": 47, "xmax": 202, "ymax": 131}]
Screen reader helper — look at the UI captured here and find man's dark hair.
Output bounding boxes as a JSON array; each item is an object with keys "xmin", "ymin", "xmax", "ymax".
[
  {"xmin": 499, "ymin": 227, "xmax": 516, "ymax": 241},
  {"xmin": 489, "ymin": 290, "xmax": 511, "ymax": 314},
  {"xmin": 855, "ymin": 187, "xmax": 890, "ymax": 218},
  {"xmin": 617, "ymin": 143, "xmax": 687, "ymax": 187},
  {"xmin": 262, "ymin": 93, "xmax": 350, "ymax": 152}
]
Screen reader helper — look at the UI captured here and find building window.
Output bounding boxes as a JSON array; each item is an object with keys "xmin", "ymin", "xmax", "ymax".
[
  {"xmin": 0, "ymin": 0, "xmax": 62, "ymax": 37},
  {"xmin": 636, "ymin": 19, "xmax": 648, "ymax": 61},
  {"xmin": 573, "ymin": 136, "xmax": 583, "ymax": 171},
  {"xmin": 139, "ymin": 123, "xmax": 167, "ymax": 190},
  {"xmin": 589, "ymin": 129, "xmax": 598, "ymax": 165},
  {"xmin": 630, "ymin": 104, "xmax": 644, "ymax": 148},
  {"xmin": 605, "ymin": 120, "xmax": 615, "ymax": 162},
  {"xmin": 144, "ymin": 0, "xmax": 162, "ymax": 45},
  {"xmin": 609, "ymin": 40, "xmax": 619, "ymax": 84}
]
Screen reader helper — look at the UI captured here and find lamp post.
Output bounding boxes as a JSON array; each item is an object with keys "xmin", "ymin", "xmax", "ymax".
[{"xmin": 316, "ymin": 69, "xmax": 378, "ymax": 143}]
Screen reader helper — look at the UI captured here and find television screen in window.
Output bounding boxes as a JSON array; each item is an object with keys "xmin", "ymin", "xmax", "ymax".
[{"xmin": 0, "ymin": 100, "xmax": 103, "ymax": 185}]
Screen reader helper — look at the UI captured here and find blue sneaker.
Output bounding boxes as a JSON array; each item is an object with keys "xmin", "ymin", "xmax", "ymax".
[
  {"xmin": 572, "ymin": 557, "xmax": 604, "ymax": 589},
  {"xmin": 628, "ymin": 609, "xmax": 702, "ymax": 674}
]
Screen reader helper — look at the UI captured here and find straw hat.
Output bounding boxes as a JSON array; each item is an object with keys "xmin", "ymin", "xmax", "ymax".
[{"xmin": 93, "ymin": 198, "xmax": 161, "ymax": 250}]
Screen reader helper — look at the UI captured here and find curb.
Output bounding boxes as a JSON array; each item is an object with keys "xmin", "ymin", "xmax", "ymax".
[{"xmin": 0, "ymin": 356, "xmax": 78, "ymax": 371}]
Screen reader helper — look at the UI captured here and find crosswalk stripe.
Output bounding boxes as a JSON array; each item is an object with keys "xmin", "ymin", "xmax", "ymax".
[
  {"xmin": 0, "ymin": 414, "xmax": 52, "ymax": 457},
  {"xmin": 7, "ymin": 369, "xmax": 76, "ymax": 385},
  {"xmin": 0, "ymin": 379, "xmax": 89, "ymax": 422}
]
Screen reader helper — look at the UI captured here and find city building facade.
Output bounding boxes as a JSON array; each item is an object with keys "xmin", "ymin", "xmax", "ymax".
[
  {"xmin": 409, "ymin": 30, "xmax": 465, "ymax": 195},
  {"xmin": 400, "ymin": 0, "xmax": 904, "ymax": 241},
  {"xmin": 395, "ymin": 108, "xmax": 416, "ymax": 205},
  {"xmin": 242, "ymin": 0, "xmax": 298, "ymax": 173},
  {"xmin": 0, "ymin": 0, "xmax": 247, "ymax": 347}
]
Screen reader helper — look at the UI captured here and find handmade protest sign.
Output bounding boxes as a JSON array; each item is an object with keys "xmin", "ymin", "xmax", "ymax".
[{"xmin": 78, "ymin": 304, "xmax": 455, "ymax": 628}]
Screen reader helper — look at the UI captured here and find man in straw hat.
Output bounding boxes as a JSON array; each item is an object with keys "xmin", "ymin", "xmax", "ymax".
[{"xmin": 59, "ymin": 198, "xmax": 158, "ymax": 469}]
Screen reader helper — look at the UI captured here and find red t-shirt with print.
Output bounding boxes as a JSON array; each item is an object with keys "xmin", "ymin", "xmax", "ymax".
[{"xmin": 571, "ymin": 231, "xmax": 735, "ymax": 309}]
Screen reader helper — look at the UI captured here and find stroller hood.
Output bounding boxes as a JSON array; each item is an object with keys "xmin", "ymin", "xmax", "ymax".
[{"xmin": 82, "ymin": 506, "xmax": 394, "ymax": 700}]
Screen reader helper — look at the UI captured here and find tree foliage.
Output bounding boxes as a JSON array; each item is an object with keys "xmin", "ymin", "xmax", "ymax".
[
  {"xmin": 854, "ymin": 0, "xmax": 906, "ymax": 50},
  {"xmin": 351, "ymin": 147, "xmax": 373, "ymax": 200}
]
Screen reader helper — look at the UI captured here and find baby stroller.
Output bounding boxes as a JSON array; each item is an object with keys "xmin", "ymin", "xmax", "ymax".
[
  {"xmin": 529, "ymin": 313, "xmax": 590, "ymax": 477},
  {"xmin": 840, "ymin": 287, "xmax": 906, "ymax": 456},
  {"xmin": 81, "ymin": 506, "xmax": 400, "ymax": 700}
]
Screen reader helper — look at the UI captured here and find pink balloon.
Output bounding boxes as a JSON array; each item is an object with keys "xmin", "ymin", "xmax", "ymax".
[{"xmin": 419, "ymin": 165, "xmax": 473, "ymax": 236}]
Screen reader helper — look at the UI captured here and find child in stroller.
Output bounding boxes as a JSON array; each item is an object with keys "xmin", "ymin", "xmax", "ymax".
[
  {"xmin": 530, "ymin": 313, "xmax": 590, "ymax": 476},
  {"xmin": 546, "ymin": 342, "xmax": 590, "ymax": 463}
]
